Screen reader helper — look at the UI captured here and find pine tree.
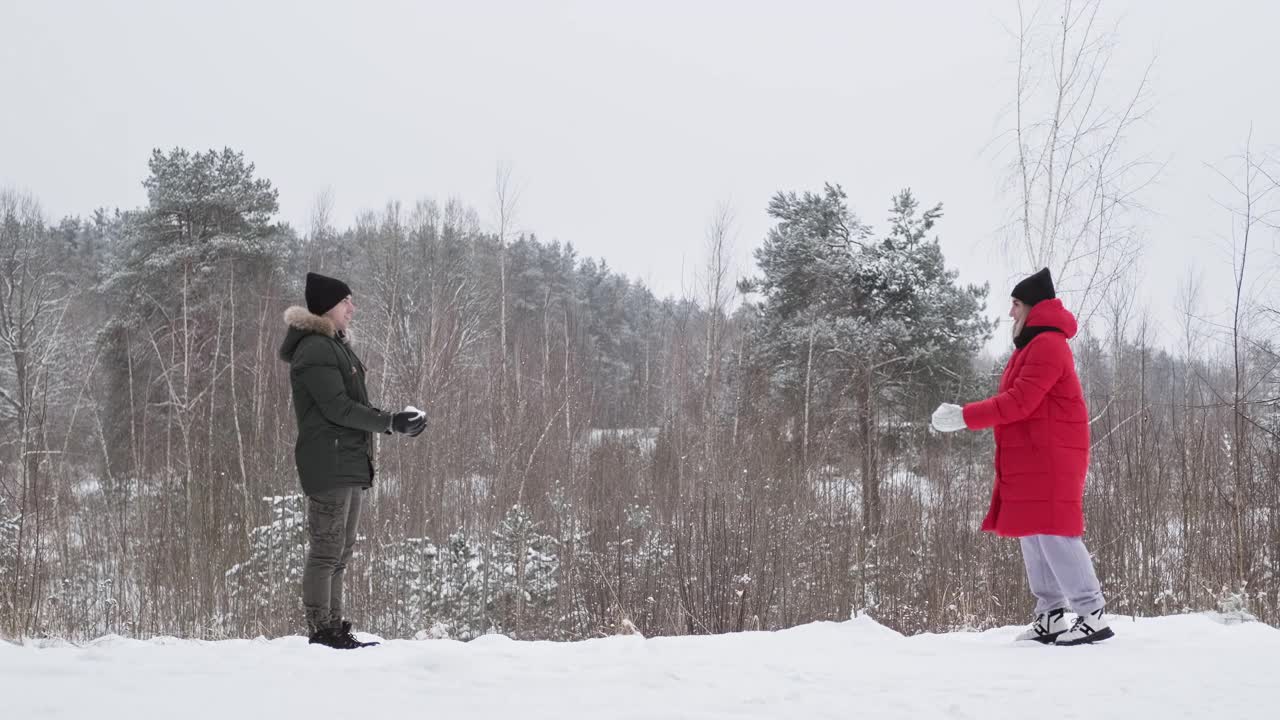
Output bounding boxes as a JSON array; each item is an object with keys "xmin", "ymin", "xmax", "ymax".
[
  {"xmin": 101, "ymin": 147, "xmax": 290, "ymax": 331},
  {"xmin": 376, "ymin": 536, "xmax": 442, "ymax": 638},
  {"xmin": 490, "ymin": 505, "xmax": 560, "ymax": 638},
  {"xmin": 742, "ymin": 184, "xmax": 994, "ymax": 610},
  {"xmin": 434, "ymin": 532, "xmax": 488, "ymax": 639},
  {"xmin": 224, "ymin": 495, "xmax": 306, "ymax": 633},
  {"xmin": 605, "ymin": 503, "xmax": 672, "ymax": 633}
]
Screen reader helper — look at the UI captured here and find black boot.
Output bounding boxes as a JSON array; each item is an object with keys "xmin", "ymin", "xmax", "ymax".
[
  {"xmin": 307, "ymin": 619, "xmax": 379, "ymax": 649},
  {"xmin": 334, "ymin": 620, "xmax": 379, "ymax": 649},
  {"xmin": 308, "ymin": 623, "xmax": 362, "ymax": 649},
  {"xmin": 308, "ymin": 625, "xmax": 339, "ymax": 647}
]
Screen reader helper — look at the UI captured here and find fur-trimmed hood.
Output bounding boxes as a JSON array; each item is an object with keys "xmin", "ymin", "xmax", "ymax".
[
  {"xmin": 284, "ymin": 305, "xmax": 336, "ymax": 337},
  {"xmin": 279, "ymin": 305, "xmax": 339, "ymax": 362}
]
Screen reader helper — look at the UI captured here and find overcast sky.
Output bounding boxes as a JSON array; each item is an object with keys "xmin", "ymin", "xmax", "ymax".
[{"xmin": 2, "ymin": 0, "xmax": 1278, "ymax": 352}]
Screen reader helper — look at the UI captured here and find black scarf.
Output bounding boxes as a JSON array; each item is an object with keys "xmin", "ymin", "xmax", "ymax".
[{"xmin": 1014, "ymin": 325, "xmax": 1064, "ymax": 350}]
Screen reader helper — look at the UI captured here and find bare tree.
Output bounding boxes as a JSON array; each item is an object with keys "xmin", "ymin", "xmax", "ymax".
[
  {"xmin": 1207, "ymin": 134, "xmax": 1280, "ymax": 589},
  {"xmin": 0, "ymin": 189, "xmax": 74, "ymax": 635},
  {"xmin": 1002, "ymin": 0, "xmax": 1159, "ymax": 326},
  {"xmin": 308, "ymin": 187, "xmax": 337, "ymax": 270},
  {"xmin": 493, "ymin": 162, "xmax": 522, "ymax": 408},
  {"xmin": 698, "ymin": 202, "xmax": 736, "ymax": 426}
]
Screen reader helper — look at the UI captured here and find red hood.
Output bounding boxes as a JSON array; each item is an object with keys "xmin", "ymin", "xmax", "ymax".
[{"xmin": 1024, "ymin": 298, "xmax": 1078, "ymax": 339}]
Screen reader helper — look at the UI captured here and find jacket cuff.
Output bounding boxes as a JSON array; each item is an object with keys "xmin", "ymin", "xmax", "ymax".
[{"xmin": 961, "ymin": 402, "xmax": 982, "ymax": 430}]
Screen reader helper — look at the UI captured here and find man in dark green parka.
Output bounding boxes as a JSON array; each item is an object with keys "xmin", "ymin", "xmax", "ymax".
[{"xmin": 279, "ymin": 272, "xmax": 426, "ymax": 649}]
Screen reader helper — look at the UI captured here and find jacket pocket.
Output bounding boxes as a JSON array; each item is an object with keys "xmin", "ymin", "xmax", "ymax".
[
  {"xmin": 296, "ymin": 429, "xmax": 340, "ymax": 489},
  {"xmin": 335, "ymin": 427, "xmax": 370, "ymax": 478}
]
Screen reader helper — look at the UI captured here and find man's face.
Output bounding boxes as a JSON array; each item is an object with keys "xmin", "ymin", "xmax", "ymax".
[
  {"xmin": 326, "ymin": 295, "xmax": 355, "ymax": 333},
  {"xmin": 1009, "ymin": 298, "xmax": 1030, "ymax": 336}
]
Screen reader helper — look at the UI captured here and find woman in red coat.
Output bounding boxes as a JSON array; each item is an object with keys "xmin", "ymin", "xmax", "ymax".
[{"xmin": 931, "ymin": 268, "xmax": 1113, "ymax": 645}]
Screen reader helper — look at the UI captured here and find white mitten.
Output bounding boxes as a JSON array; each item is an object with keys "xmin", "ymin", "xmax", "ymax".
[{"xmin": 930, "ymin": 403, "xmax": 966, "ymax": 433}]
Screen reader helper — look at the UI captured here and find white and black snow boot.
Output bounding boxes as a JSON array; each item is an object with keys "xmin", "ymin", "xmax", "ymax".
[
  {"xmin": 1055, "ymin": 608, "xmax": 1114, "ymax": 646},
  {"xmin": 1015, "ymin": 608, "xmax": 1069, "ymax": 644}
]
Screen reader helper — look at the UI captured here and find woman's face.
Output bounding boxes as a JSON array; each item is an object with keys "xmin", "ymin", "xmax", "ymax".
[{"xmin": 1010, "ymin": 298, "xmax": 1030, "ymax": 337}]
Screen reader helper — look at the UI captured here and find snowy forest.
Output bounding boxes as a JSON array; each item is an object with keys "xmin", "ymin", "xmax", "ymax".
[
  {"xmin": 2, "ymin": 145, "xmax": 1276, "ymax": 641},
  {"xmin": 3, "ymin": 7, "xmax": 1280, "ymax": 643}
]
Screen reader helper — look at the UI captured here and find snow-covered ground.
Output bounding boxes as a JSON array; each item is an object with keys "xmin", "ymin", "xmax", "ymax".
[{"xmin": 4, "ymin": 614, "xmax": 1277, "ymax": 719}]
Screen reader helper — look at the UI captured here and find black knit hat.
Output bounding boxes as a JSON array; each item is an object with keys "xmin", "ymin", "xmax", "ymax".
[
  {"xmin": 1011, "ymin": 268, "xmax": 1055, "ymax": 307},
  {"xmin": 305, "ymin": 272, "xmax": 351, "ymax": 316}
]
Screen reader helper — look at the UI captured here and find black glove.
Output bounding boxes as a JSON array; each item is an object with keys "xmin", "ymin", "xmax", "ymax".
[{"xmin": 391, "ymin": 410, "xmax": 427, "ymax": 437}]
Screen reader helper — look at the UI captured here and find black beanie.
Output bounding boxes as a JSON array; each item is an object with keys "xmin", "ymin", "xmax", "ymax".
[
  {"xmin": 1011, "ymin": 268, "xmax": 1055, "ymax": 307},
  {"xmin": 305, "ymin": 272, "xmax": 352, "ymax": 316}
]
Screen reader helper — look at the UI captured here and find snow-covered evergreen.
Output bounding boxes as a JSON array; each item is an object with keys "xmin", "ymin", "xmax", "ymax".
[
  {"xmin": 225, "ymin": 496, "xmax": 306, "ymax": 626},
  {"xmin": 489, "ymin": 505, "xmax": 560, "ymax": 638}
]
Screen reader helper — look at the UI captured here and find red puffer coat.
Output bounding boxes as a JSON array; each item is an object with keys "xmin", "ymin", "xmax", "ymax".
[{"xmin": 962, "ymin": 299, "xmax": 1090, "ymax": 537}]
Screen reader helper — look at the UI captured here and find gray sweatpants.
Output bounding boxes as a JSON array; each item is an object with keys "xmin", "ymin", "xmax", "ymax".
[
  {"xmin": 302, "ymin": 487, "xmax": 364, "ymax": 632},
  {"xmin": 1019, "ymin": 534, "xmax": 1105, "ymax": 615}
]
